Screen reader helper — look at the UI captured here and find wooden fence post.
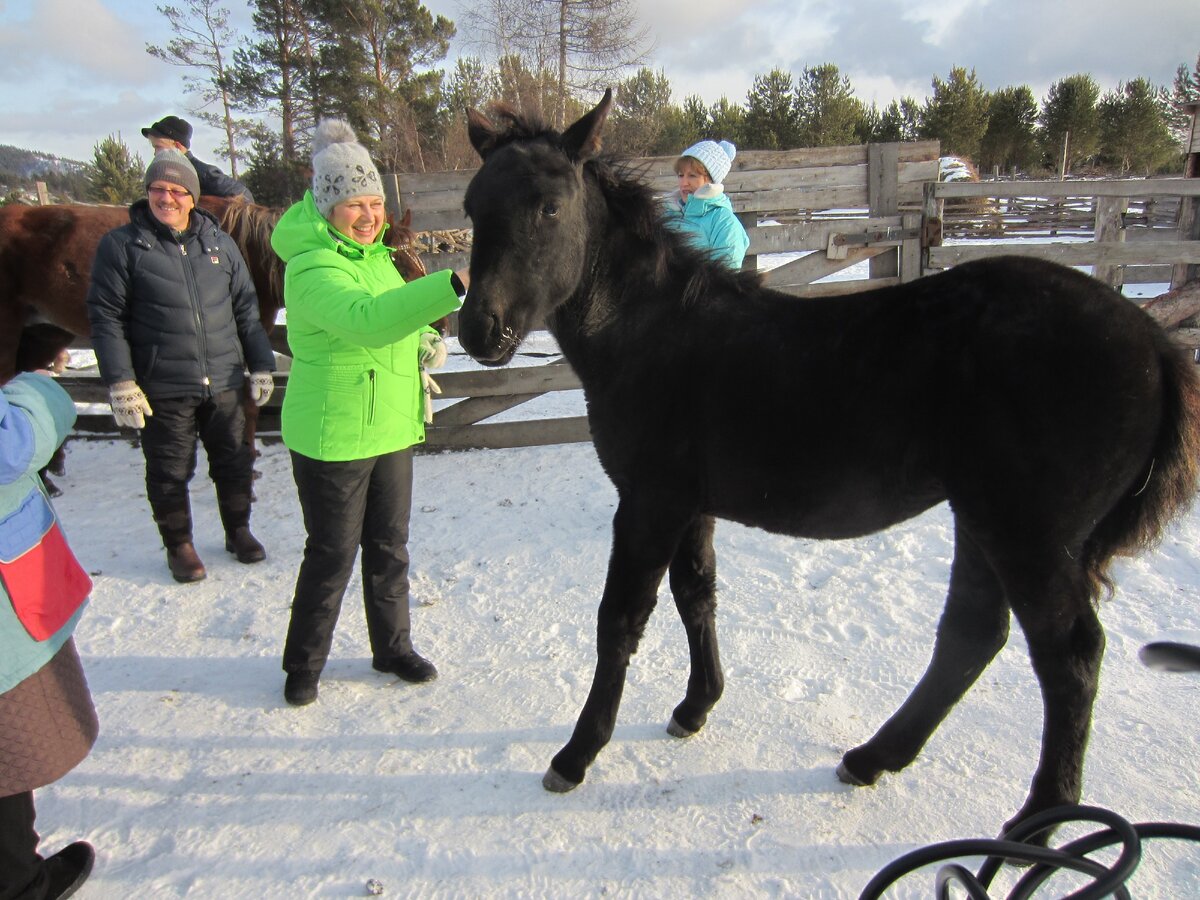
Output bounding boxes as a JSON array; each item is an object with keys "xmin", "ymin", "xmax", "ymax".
[
  {"xmin": 920, "ymin": 181, "xmax": 943, "ymax": 275},
  {"xmin": 36, "ymin": 181, "xmax": 49, "ymax": 206},
  {"xmin": 381, "ymin": 173, "xmax": 404, "ymax": 222},
  {"xmin": 868, "ymin": 143, "xmax": 899, "ymax": 282},
  {"xmin": 1093, "ymin": 195, "xmax": 1128, "ymax": 289},
  {"xmin": 1172, "ymin": 102, "xmax": 1200, "ymax": 290},
  {"xmin": 738, "ymin": 211, "xmax": 757, "ymax": 274}
]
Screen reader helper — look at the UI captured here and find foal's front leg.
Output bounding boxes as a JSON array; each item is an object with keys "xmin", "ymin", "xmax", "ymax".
[
  {"xmin": 543, "ymin": 496, "xmax": 688, "ymax": 792},
  {"xmin": 665, "ymin": 514, "xmax": 724, "ymax": 737}
]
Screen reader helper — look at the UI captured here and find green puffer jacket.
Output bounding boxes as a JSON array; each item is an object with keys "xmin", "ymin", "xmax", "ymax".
[{"xmin": 270, "ymin": 192, "xmax": 462, "ymax": 461}]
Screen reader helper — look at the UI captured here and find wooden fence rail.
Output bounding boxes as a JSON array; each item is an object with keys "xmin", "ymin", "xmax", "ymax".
[
  {"xmin": 60, "ymin": 362, "xmax": 589, "ymax": 451},
  {"xmin": 923, "ymin": 178, "xmax": 1200, "ymax": 290},
  {"xmin": 390, "ymin": 141, "xmax": 941, "ymax": 296}
]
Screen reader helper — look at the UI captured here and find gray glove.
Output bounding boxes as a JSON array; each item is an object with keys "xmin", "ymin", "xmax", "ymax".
[
  {"xmin": 109, "ymin": 380, "xmax": 153, "ymax": 429},
  {"xmin": 249, "ymin": 372, "xmax": 274, "ymax": 407},
  {"xmin": 419, "ymin": 332, "xmax": 448, "ymax": 370}
]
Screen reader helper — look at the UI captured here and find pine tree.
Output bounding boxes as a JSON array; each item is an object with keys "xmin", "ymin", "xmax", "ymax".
[
  {"xmin": 979, "ymin": 85, "xmax": 1039, "ymax": 173},
  {"xmin": 743, "ymin": 69, "xmax": 800, "ymax": 150},
  {"xmin": 607, "ymin": 67, "xmax": 674, "ymax": 157},
  {"xmin": 862, "ymin": 98, "xmax": 921, "ymax": 142},
  {"xmin": 1039, "ymin": 74, "xmax": 1101, "ymax": 173},
  {"xmin": 87, "ymin": 135, "xmax": 144, "ymax": 204},
  {"xmin": 794, "ymin": 63, "xmax": 864, "ymax": 148},
  {"xmin": 920, "ymin": 67, "xmax": 990, "ymax": 161},
  {"xmin": 319, "ymin": 0, "xmax": 456, "ymax": 174},
  {"xmin": 1098, "ymin": 78, "xmax": 1180, "ymax": 174},
  {"xmin": 230, "ymin": 0, "xmax": 336, "ymax": 168},
  {"xmin": 1171, "ymin": 53, "xmax": 1200, "ymax": 146},
  {"xmin": 707, "ymin": 98, "xmax": 747, "ymax": 148}
]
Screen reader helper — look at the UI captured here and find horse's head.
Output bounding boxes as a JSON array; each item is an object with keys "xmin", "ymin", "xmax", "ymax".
[{"xmin": 459, "ymin": 90, "xmax": 613, "ymax": 366}]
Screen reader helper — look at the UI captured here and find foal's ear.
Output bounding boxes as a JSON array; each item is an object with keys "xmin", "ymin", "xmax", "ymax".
[
  {"xmin": 562, "ymin": 88, "xmax": 612, "ymax": 162},
  {"xmin": 467, "ymin": 107, "xmax": 500, "ymax": 159}
]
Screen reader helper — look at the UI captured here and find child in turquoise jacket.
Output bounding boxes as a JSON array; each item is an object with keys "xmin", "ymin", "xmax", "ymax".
[{"xmin": 662, "ymin": 139, "xmax": 750, "ymax": 269}]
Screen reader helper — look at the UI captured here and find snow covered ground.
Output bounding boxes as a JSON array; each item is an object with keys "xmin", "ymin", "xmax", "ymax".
[{"xmin": 31, "ymin": 254, "xmax": 1200, "ymax": 898}]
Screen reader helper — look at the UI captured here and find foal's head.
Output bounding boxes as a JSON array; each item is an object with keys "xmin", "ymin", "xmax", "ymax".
[{"xmin": 459, "ymin": 90, "xmax": 613, "ymax": 365}]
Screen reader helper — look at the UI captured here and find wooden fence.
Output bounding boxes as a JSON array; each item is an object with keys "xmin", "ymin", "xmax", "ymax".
[
  {"xmin": 387, "ymin": 141, "xmax": 941, "ymax": 297},
  {"xmin": 61, "ymin": 362, "xmax": 589, "ymax": 452},
  {"xmin": 61, "ymin": 121, "xmax": 1200, "ymax": 447},
  {"xmin": 923, "ymin": 178, "xmax": 1200, "ymax": 293}
]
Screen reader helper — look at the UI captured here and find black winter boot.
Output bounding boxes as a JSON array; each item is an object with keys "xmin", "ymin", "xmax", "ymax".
[
  {"xmin": 151, "ymin": 497, "xmax": 206, "ymax": 582},
  {"xmin": 43, "ymin": 840, "xmax": 95, "ymax": 899},
  {"xmin": 166, "ymin": 543, "xmax": 207, "ymax": 583},
  {"xmin": 217, "ymin": 483, "xmax": 266, "ymax": 563}
]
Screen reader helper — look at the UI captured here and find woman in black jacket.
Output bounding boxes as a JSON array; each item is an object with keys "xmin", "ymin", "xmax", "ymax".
[{"xmin": 86, "ymin": 151, "xmax": 276, "ymax": 583}]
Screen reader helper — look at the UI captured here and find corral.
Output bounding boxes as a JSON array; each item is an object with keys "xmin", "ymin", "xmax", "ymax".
[{"xmin": 30, "ymin": 104, "xmax": 1200, "ymax": 448}]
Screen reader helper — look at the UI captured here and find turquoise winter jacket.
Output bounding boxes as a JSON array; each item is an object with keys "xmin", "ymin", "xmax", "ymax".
[
  {"xmin": 662, "ymin": 185, "xmax": 750, "ymax": 269},
  {"xmin": 0, "ymin": 374, "xmax": 87, "ymax": 694}
]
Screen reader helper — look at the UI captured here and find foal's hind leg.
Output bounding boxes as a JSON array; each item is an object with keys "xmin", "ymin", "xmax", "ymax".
[
  {"xmin": 544, "ymin": 495, "xmax": 690, "ymax": 792},
  {"xmin": 839, "ymin": 525, "xmax": 1009, "ymax": 786},
  {"xmin": 1001, "ymin": 562, "xmax": 1104, "ymax": 834},
  {"xmin": 665, "ymin": 514, "xmax": 724, "ymax": 737}
]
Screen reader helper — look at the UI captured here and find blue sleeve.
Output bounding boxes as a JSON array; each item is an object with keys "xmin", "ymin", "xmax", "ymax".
[
  {"xmin": 707, "ymin": 209, "xmax": 750, "ymax": 269},
  {"xmin": 0, "ymin": 375, "xmax": 75, "ymax": 483}
]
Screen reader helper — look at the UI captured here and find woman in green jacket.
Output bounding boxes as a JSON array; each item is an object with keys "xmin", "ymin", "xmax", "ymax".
[{"xmin": 270, "ymin": 119, "xmax": 467, "ymax": 707}]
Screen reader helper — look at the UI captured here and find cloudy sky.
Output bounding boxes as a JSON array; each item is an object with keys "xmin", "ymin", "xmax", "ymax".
[{"xmin": 1, "ymin": 0, "xmax": 1197, "ymax": 164}]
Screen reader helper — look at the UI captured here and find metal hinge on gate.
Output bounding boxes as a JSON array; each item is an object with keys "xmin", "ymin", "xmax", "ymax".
[{"xmin": 826, "ymin": 226, "xmax": 922, "ymax": 260}]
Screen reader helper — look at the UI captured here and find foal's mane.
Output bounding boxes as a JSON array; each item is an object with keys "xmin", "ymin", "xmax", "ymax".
[{"xmin": 479, "ymin": 103, "xmax": 760, "ymax": 308}]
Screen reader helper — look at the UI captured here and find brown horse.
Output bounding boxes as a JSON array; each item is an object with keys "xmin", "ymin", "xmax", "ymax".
[{"xmin": 0, "ymin": 196, "xmax": 430, "ymax": 397}]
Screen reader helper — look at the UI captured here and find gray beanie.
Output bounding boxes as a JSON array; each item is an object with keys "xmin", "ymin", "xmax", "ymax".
[
  {"xmin": 311, "ymin": 119, "xmax": 383, "ymax": 217},
  {"xmin": 144, "ymin": 149, "xmax": 200, "ymax": 203},
  {"xmin": 678, "ymin": 140, "xmax": 737, "ymax": 185}
]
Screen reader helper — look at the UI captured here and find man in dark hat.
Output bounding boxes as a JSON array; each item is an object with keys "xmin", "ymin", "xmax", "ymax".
[{"xmin": 142, "ymin": 115, "xmax": 255, "ymax": 203}]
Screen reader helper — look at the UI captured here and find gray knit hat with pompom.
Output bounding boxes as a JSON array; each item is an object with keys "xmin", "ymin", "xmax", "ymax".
[{"xmin": 311, "ymin": 119, "xmax": 383, "ymax": 217}]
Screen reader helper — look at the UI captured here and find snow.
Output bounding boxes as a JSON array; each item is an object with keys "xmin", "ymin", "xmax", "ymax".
[{"xmin": 31, "ymin": 257, "xmax": 1200, "ymax": 897}]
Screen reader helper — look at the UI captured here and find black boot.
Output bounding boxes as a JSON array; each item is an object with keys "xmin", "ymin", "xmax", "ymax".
[
  {"xmin": 42, "ymin": 841, "xmax": 95, "ymax": 899},
  {"xmin": 166, "ymin": 543, "xmax": 207, "ymax": 583},
  {"xmin": 217, "ymin": 483, "xmax": 266, "ymax": 563},
  {"xmin": 151, "ymin": 497, "xmax": 206, "ymax": 582},
  {"xmin": 284, "ymin": 671, "xmax": 320, "ymax": 706},
  {"xmin": 373, "ymin": 650, "xmax": 438, "ymax": 683}
]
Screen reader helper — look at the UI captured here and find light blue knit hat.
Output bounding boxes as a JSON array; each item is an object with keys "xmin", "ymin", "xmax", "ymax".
[{"xmin": 678, "ymin": 140, "xmax": 737, "ymax": 184}]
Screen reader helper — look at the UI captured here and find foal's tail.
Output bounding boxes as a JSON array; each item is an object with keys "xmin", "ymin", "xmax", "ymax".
[{"xmin": 1085, "ymin": 333, "xmax": 1200, "ymax": 599}]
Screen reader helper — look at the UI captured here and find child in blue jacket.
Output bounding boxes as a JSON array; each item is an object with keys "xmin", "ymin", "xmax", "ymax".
[{"xmin": 662, "ymin": 139, "xmax": 750, "ymax": 269}]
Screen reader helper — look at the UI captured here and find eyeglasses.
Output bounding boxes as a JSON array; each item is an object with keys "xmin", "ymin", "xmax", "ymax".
[{"xmin": 148, "ymin": 186, "xmax": 192, "ymax": 199}]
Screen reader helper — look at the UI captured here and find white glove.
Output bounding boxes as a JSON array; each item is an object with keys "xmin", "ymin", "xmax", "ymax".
[
  {"xmin": 249, "ymin": 372, "xmax": 274, "ymax": 407},
  {"xmin": 109, "ymin": 380, "xmax": 153, "ymax": 429},
  {"xmin": 421, "ymin": 370, "xmax": 442, "ymax": 424},
  {"xmin": 419, "ymin": 332, "xmax": 448, "ymax": 370}
]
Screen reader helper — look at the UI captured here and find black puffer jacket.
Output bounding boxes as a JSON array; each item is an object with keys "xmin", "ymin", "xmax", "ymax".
[
  {"xmin": 86, "ymin": 200, "xmax": 276, "ymax": 400},
  {"xmin": 187, "ymin": 151, "xmax": 255, "ymax": 203}
]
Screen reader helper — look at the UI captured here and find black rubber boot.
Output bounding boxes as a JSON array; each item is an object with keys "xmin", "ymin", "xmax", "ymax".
[
  {"xmin": 217, "ymin": 483, "xmax": 266, "ymax": 563},
  {"xmin": 151, "ymin": 497, "xmax": 206, "ymax": 582}
]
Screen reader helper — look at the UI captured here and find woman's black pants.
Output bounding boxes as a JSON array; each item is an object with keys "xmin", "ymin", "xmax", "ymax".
[{"xmin": 282, "ymin": 448, "xmax": 415, "ymax": 675}]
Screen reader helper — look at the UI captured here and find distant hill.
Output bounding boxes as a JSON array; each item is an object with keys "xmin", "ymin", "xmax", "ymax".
[
  {"xmin": 0, "ymin": 144, "xmax": 88, "ymax": 178},
  {"xmin": 0, "ymin": 144, "xmax": 91, "ymax": 202}
]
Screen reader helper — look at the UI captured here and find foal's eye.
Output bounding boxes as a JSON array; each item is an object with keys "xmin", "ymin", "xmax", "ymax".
[{"xmin": 541, "ymin": 203, "xmax": 559, "ymax": 219}]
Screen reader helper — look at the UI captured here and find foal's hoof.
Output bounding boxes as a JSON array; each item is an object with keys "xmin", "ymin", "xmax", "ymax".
[
  {"xmin": 542, "ymin": 767, "xmax": 581, "ymax": 793},
  {"xmin": 835, "ymin": 760, "xmax": 872, "ymax": 787},
  {"xmin": 666, "ymin": 716, "xmax": 699, "ymax": 738}
]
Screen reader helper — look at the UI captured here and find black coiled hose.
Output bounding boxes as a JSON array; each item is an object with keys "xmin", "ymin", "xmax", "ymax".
[{"xmin": 858, "ymin": 643, "xmax": 1200, "ymax": 899}]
